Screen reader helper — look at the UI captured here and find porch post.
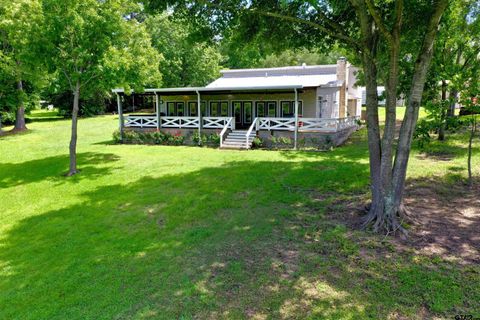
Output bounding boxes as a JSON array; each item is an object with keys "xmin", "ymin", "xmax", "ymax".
[
  {"xmin": 155, "ymin": 93, "xmax": 161, "ymax": 130},
  {"xmin": 116, "ymin": 93, "xmax": 124, "ymax": 142},
  {"xmin": 294, "ymin": 88, "xmax": 299, "ymax": 150},
  {"xmin": 196, "ymin": 90, "xmax": 202, "ymax": 145}
]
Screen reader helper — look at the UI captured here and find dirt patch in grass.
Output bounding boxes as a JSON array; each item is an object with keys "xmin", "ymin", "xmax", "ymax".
[
  {"xmin": 399, "ymin": 177, "xmax": 480, "ymax": 265},
  {"xmin": 331, "ymin": 177, "xmax": 480, "ymax": 265}
]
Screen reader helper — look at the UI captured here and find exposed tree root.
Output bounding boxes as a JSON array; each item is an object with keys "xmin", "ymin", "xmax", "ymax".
[
  {"xmin": 65, "ymin": 169, "xmax": 80, "ymax": 177},
  {"xmin": 361, "ymin": 202, "xmax": 410, "ymax": 238},
  {"xmin": 10, "ymin": 127, "xmax": 28, "ymax": 133}
]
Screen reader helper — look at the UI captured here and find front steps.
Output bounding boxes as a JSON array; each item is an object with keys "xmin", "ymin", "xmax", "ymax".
[{"xmin": 221, "ymin": 130, "xmax": 256, "ymax": 149}]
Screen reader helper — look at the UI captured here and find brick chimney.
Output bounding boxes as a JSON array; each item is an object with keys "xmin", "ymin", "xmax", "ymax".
[{"xmin": 336, "ymin": 57, "xmax": 347, "ymax": 118}]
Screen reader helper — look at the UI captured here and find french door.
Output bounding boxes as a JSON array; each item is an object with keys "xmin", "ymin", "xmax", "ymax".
[{"xmin": 232, "ymin": 101, "xmax": 253, "ymax": 129}]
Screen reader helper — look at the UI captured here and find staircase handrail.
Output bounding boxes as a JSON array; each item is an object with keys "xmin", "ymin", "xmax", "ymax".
[
  {"xmin": 219, "ymin": 117, "xmax": 234, "ymax": 148},
  {"xmin": 245, "ymin": 118, "xmax": 259, "ymax": 149}
]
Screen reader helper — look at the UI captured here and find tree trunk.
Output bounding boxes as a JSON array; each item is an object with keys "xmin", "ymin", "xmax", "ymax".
[
  {"xmin": 389, "ymin": 0, "xmax": 448, "ymax": 226},
  {"xmin": 361, "ymin": 0, "xmax": 448, "ymax": 235},
  {"xmin": 68, "ymin": 81, "xmax": 81, "ymax": 176},
  {"xmin": 13, "ymin": 80, "xmax": 27, "ymax": 132},
  {"xmin": 447, "ymin": 89, "xmax": 457, "ymax": 118},
  {"xmin": 438, "ymin": 80, "xmax": 447, "ymax": 141},
  {"xmin": 467, "ymin": 116, "xmax": 476, "ymax": 187}
]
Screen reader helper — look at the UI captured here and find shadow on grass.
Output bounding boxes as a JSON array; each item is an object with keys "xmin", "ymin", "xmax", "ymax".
[
  {"xmin": 401, "ymin": 175, "xmax": 480, "ymax": 265},
  {"xmin": 0, "ymin": 158, "xmax": 478, "ymax": 319},
  {"xmin": 0, "ymin": 152, "xmax": 121, "ymax": 189}
]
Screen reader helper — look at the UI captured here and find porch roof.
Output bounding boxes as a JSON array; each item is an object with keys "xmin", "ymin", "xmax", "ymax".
[{"xmin": 112, "ymin": 84, "xmax": 304, "ymax": 96}]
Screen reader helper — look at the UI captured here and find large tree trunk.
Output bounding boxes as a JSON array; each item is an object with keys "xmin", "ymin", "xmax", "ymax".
[
  {"xmin": 389, "ymin": 0, "xmax": 448, "ymax": 226},
  {"xmin": 68, "ymin": 81, "xmax": 81, "ymax": 176},
  {"xmin": 363, "ymin": 45, "xmax": 406, "ymax": 233},
  {"xmin": 13, "ymin": 80, "xmax": 27, "ymax": 132},
  {"xmin": 361, "ymin": 0, "xmax": 448, "ymax": 235}
]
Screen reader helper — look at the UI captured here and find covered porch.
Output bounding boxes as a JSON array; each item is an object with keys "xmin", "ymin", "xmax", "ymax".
[{"xmin": 112, "ymin": 86, "xmax": 360, "ymax": 149}]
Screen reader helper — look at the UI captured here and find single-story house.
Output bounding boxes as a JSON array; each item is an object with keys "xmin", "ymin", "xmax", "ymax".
[{"xmin": 113, "ymin": 58, "xmax": 362, "ymax": 149}]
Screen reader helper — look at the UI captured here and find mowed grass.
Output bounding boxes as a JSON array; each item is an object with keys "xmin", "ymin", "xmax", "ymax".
[{"xmin": 0, "ymin": 110, "xmax": 479, "ymax": 319}]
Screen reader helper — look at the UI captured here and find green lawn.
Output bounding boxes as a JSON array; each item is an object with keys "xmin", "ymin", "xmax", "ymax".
[
  {"xmin": 361, "ymin": 106, "xmax": 429, "ymax": 120},
  {"xmin": 0, "ymin": 111, "xmax": 479, "ymax": 319}
]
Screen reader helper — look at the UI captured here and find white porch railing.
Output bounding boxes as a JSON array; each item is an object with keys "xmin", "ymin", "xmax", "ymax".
[
  {"xmin": 203, "ymin": 117, "xmax": 232, "ymax": 129},
  {"xmin": 219, "ymin": 117, "xmax": 235, "ymax": 148},
  {"xmin": 258, "ymin": 116, "xmax": 359, "ymax": 132},
  {"xmin": 124, "ymin": 115, "xmax": 360, "ymax": 132},
  {"xmin": 258, "ymin": 117, "xmax": 295, "ymax": 131},
  {"xmin": 161, "ymin": 116, "xmax": 199, "ymax": 128},
  {"xmin": 337, "ymin": 117, "xmax": 360, "ymax": 130},
  {"xmin": 299, "ymin": 118, "xmax": 339, "ymax": 132},
  {"xmin": 125, "ymin": 115, "xmax": 157, "ymax": 128}
]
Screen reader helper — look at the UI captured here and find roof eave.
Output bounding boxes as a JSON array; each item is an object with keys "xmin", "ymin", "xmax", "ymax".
[{"xmin": 112, "ymin": 84, "xmax": 304, "ymax": 94}]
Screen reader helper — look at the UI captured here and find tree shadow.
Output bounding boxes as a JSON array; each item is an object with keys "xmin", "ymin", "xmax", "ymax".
[
  {"xmin": 278, "ymin": 135, "xmax": 369, "ymax": 162},
  {"xmin": 0, "ymin": 158, "xmax": 477, "ymax": 318},
  {"xmin": 399, "ymin": 175, "xmax": 480, "ymax": 265},
  {"xmin": 0, "ymin": 152, "xmax": 121, "ymax": 189}
]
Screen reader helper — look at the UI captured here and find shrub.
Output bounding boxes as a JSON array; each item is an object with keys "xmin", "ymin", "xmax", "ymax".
[
  {"xmin": 192, "ymin": 131, "xmax": 208, "ymax": 145},
  {"xmin": 252, "ymin": 136, "xmax": 263, "ymax": 148},
  {"xmin": 208, "ymin": 133, "xmax": 221, "ymax": 146},
  {"xmin": 0, "ymin": 111, "xmax": 16, "ymax": 126},
  {"xmin": 113, "ymin": 130, "xmax": 185, "ymax": 146},
  {"xmin": 268, "ymin": 135, "xmax": 293, "ymax": 149},
  {"xmin": 112, "ymin": 130, "xmax": 121, "ymax": 143},
  {"xmin": 50, "ymin": 91, "xmax": 106, "ymax": 118},
  {"xmin": 414, "ymin": 119, "xmax": 432, "ymax": 149}
]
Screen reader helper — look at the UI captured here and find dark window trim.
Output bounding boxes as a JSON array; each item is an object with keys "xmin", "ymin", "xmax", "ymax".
[
  {"xmin": 280, "ymin": 100, "xmax": 303, "ymax": 117},
  {"xmin": 255, "ymin": 101, "xmax": 277, "ymax": 117}
]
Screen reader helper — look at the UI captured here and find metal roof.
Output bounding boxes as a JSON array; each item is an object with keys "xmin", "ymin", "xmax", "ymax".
[
  {"xmin": 206, "ymin": 74, "xmax": 338, "ymax": 89},
  {"xmin": 112, "ymin": 84, "xmax": 304, "ymax": 95},
  {"xmin": 112, "ymin": 63, "xmax": 343, "ymax": 94}
]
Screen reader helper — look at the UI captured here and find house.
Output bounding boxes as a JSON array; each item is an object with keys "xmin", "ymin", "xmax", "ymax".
[{"xmin": 113, "ymin": 58, "xmax": 362, "ymax": 149}]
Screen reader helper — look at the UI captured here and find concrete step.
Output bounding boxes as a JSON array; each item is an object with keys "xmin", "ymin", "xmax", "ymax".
[
  {"xmin": 228, "ymin": 132, "xmax": 255, "ymax": 136},
  {"xmin": 221, "ymin": 130, "xmax": 255, "ymax": 149},
  {"xmin": 221, "ymin": 145, "xmax": 248, "ymax": 150},
  {"xmin": 222, "ymin": 141, "xmax": 249, "ymax": 145},
  {"xmin": 225, "ymin": 137, "xmax": 252, "ymax": 141},
  {"xmin": 221, "ymin": 141, "xmax": 250, "ymax": 149}
]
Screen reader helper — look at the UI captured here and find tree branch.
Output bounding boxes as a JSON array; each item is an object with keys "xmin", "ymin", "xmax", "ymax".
[
  {"xmin": 61, "ymin": 68, "xmax": 74, "ymax": 92},
  {"xmin": 364, "ymin": 0, "xmax": 394, "ymax": 45},
  {"xmin": 250, "ymin": 8, "xmax": 361, "ymax": 51}
]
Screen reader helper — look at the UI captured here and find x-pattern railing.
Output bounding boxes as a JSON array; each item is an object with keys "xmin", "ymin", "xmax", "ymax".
[
  {"xmin": 203, "ymin": 117, "xmax": 231, "ymax": 129},
  {"xmin": 125, "ymin": 115, "xmax": 157, "ymax": 128},
  {"xmin": 257, "ymin": 116, "xmax": 359, "ymax": 132},
  {"xmin": 161, "ymin": 117, "xmax": 199, "ymax": 128},
  {"xmin": 258, "ymin": 118, "xmax": 295, "ymax": 131},
  {"xmin": 124, "ymin": 115, "xmax": 360, "ymax": 132}
]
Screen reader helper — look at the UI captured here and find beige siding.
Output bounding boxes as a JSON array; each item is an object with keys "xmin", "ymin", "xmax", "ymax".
[{"xmin": 159, "ymin": 88, "xmax": 318, "ymax": 117}]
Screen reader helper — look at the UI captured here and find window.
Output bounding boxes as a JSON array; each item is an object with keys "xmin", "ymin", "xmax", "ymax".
[
  {"xmin": 209, "ymin": 102, "xmax": 219, "ymax": 116},
  {"xmin": 166, "ymin": 102, "xmax": 186, "ymax": 116},
  {"xmin": 209, "ymin": 101, "xmax": 229, "ymax": 116},
  {"xmin": 167, "ymin": 102, "xmax": 176, "ymax": 116},
  {"xmin": 256, "ymin": 101, "xmax": 277, "ymax": 117},
  {"xmin": 177, "ymin": 102, "xmax": 185, "ymax": 116},
  {"xmin": 280, "ymin": 101, "xmax": 303, "ymax": 117},
  {"xmin": 188, "ymin": 101, "xmax": 206, "ymax": 116},
  {"xmin": 267, "ymin": 102, "xmax": 277, "ymax": 117},
  {"xmin": 188, "ymin": 102, "xmax": 197, "ymax": 116},
  {"xmin": 220, "ymin": 102, "xmax": 229, "ymax": 116},
  {"xmin": 244, "ymin": 102, "xmax": 252, "ymax": 123},
  {"xmin": 256, "ymin": 102, "xmax": 265, "ymax": 117}
]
